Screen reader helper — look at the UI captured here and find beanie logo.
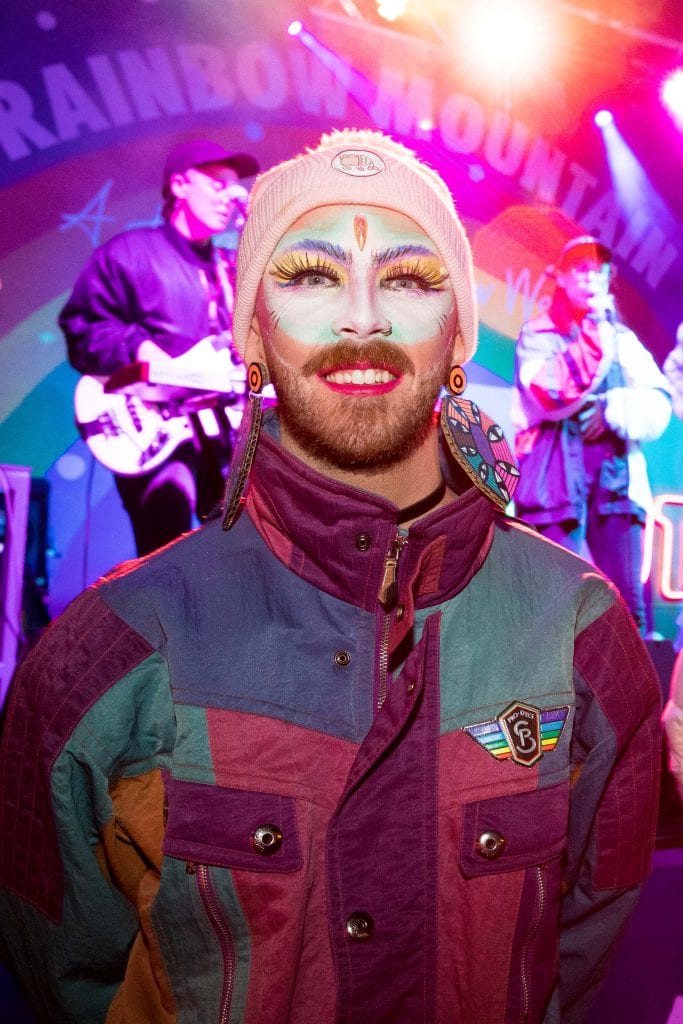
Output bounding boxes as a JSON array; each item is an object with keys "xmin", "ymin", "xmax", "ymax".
[{"xmin": 332, "ymin": 150, "xmax": 385, "ymax": 177}]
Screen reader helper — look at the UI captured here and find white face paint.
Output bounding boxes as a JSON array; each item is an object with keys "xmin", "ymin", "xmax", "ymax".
[{"xmin": 249, "ymin": 205, "xmax": 460, "ymax": 472}]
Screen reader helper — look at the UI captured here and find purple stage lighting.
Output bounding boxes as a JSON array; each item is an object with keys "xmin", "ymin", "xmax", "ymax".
[
  {"xmin": 288, "ymin": 20, "xmax": 303, "ymax": 36},
  {"xmin": 594, "ymin": 109, "xmax": 613, "ymax": 128}
]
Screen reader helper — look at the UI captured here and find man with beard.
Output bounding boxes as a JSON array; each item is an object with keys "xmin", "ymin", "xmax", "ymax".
[
  {"xmin": 511, "ymin": 236, "xmax": 671, "ymax": 635},
  {"xmin": 0, "ymin": 132, "xmax": 662, "ymax": 1024}
]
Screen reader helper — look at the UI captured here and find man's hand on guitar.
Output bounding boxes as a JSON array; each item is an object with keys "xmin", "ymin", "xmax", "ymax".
[{"xmin": 75, "ymin": 334, "xmax": 247, "ymax": 475}]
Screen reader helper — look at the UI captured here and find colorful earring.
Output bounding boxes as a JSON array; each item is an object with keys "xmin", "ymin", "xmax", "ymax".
[
  {"xmin": 222, "ymin": 362, "xmax": 267, "ymax": 530},
  {"xmin": 440, "ymin": 374, "xmax": 520, "ymax": 511},
  {"xmin": 447, "ymin": 364, "xmax": 467, "ymax": 396}
]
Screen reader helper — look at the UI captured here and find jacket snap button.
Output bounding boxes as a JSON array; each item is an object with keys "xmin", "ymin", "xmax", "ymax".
[
  {"xmin": 251, "ymin": 823, "xmax": 283, "ymax": 855},
  {"xmin": 476, "ymin": 830, "xmax": 505, "ymax": 859},
  {"xmin": 346, "ymin": 911, "xmax": 374, "ymax": 940},
  {"xmin": 334, "ymin": 650, "xmax": 351, "ymax": 668},
  {"xmin": 355, "ymin": 534, "xmax": 371, "ymax": 552}
]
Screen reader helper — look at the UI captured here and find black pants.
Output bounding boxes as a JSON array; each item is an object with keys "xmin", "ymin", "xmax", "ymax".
[{"xmin": 115, "ymin": 438, "xmax": 227, "ymax": 556}]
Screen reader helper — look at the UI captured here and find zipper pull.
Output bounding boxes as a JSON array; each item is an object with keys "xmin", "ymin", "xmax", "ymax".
[{"xmin": 378, "ymin": 536, "xmax": 407, "ymax": 611}]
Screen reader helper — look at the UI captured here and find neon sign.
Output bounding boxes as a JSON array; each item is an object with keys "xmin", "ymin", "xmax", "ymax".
[{"xmin": 641, "ymin": 494, "xmax": 683, "ymax": 600}]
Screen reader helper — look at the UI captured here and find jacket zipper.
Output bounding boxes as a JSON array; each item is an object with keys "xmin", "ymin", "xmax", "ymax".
[
  {"xmin": 519, "ymin": 865, "xmax": 546, "ymax": 1022},
  {"xmin": 190, "ymin": 862, "xmax": 236, "ymax": 1024},
  {"xmin": 377, "ymin": 533, "xmax": 408, "ymax": 710}
]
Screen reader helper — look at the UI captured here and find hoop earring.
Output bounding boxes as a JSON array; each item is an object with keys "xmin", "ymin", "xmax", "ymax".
[
  {"xmin": 222, "ymin": 362, "xmax": 267, "ymax": 531},
  {"xmin": 447, "ymin": 364, "xmax": 467, "ymax": 396}
]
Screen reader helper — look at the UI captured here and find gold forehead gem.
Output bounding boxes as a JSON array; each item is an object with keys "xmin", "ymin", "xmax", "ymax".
[{"xmin": 353, "ymin": 214, "xmax": 368, "ymax": 252}]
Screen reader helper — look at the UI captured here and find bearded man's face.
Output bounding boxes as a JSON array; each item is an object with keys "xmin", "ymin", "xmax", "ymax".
[{"xmin": 249, "ymin": 205, "xmax": 459, "ymax": 471}]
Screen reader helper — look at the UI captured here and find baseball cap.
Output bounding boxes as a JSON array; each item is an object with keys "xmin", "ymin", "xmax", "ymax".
[
  {"xmin": 557, "ymin": 235, "xmax": 612, "ymax": 269},
  {"xmin": 162, "ymin": 140, "xmax": 259, "ymax": 196}
]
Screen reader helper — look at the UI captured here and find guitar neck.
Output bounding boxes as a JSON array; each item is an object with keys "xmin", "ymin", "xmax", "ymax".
[
  {"xmin": 145, "ymin": 362, "xmax": 235, "ymax": 393},
  {"xmin": 105, "ymin": 331, "xmax": 243, "ymax": 396}
]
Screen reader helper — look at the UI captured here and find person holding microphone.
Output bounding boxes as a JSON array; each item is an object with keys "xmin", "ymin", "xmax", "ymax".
[{"xmin": 511, "ymin": 235, "xmax": 671, "ymax": 633}]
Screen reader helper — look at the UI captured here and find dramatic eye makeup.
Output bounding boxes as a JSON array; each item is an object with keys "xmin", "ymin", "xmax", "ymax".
[
  {"xmin": 266, "ymin": 236, "xmax": 449, "ymax": 294},
  {"xmin": 381, "ymin": 258, "xmax": 449, "ymax": 292},
  {"xmin": 269, "ymin": 251, "xmax": 343, "ymax": 288},
  {"xmin": 372, "ymin": 244, "xmax": 449, "ymax": 293}
]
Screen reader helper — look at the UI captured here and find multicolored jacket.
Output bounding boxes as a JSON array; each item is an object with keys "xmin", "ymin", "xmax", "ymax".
[{"xmin": 0, "ymin": 418, "xmax": 662, "ymax": 1024}]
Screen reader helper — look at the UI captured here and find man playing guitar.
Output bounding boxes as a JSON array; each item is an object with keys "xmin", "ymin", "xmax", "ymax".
[{"xmin": 60, "ymin": 139, "xmax": 259, "ymax": 555}]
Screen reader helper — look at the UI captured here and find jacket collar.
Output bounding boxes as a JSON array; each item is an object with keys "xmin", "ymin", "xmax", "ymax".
[
  {"xmin": 245, "ymin": 411, "xmax": 496, "ymax": 613},
  {"xmin": 161, "ymin": 220, "xmax": 217, "ymax": 268}
]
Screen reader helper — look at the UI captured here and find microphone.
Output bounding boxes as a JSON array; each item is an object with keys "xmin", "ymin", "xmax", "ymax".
[
  {"xmin": 587, "ymin": 293, "xmax": 616, "ymax": 324},
  {"xmin": 225, "ymin": 183, "xmax": 249, "ymax": 229},
  {"xmin": 226, "ymin": 183, "xmax": 249, "ymax": 212}
]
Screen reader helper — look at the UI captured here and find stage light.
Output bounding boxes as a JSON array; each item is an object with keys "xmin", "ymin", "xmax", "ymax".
[
  {"xmin": 456, "ymin": 0, "xmax": 554, "ymax": 91},
  {"xmin": 662, "ymin": 68, "xmax": 683, "ymax": 126},
  {"xmin": 375, "ymin": 0, "xmax": 409, "ymax": 21},
  {"xmin": 288, "ymin": 20, "xmax": 303, "ymax": 36},
  {"xmin": 594, "ymin": 109, "xmax": 613, "ymax": 128}
]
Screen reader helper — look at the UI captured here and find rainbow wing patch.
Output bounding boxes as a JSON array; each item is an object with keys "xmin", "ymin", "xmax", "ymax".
[{"xmin": 463, "ymin": 704, "xmax": 570, "ymax": 767}]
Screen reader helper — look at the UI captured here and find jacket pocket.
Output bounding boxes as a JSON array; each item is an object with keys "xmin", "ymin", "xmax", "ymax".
[
  {"xmin": 459, "ymin": 784, "xmax": 569, "ymax": 1024},
  {"xmin": 162, "ymin": 775, "xmax": 303, "ymax": 872},
  {"xmin": 459, "ymin": 783, "xmax": 567, "ymax": 878}
]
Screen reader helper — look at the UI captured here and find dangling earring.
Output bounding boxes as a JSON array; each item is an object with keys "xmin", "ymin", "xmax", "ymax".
[
  {"xmin": 447, "ymin": 364, "xmax": 467, "ymax": 396},
  {"xmin": 222, "ymin": 361, "xmax": 267, "ymax": 530},
  {"xmin": 440, "ymin": 364, "xmax": 520, "ymax": 511}
]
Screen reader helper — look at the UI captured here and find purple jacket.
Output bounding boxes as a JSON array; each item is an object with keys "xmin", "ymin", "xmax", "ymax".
[{"xmin": 59, "ymin": 222, "xmax": 232, "ymax": 375}]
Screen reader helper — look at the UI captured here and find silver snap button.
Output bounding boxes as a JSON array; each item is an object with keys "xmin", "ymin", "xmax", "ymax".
[
  {"xmin": 334, "ymin": 650, "xmax": 351, "ymax": 668},
  {"xmin": 346, "ymin": 911, "xmax": 374, "ymax": 940},
  {"xmin": 476, "ymin": 829, "xmax": 505, "ymax": 859},
  {"xmin": 251, "ymin": 823, "xmax": 283, "ymax": 855}
]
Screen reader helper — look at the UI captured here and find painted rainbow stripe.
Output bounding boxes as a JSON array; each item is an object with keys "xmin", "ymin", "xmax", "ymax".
[{"xmin": 463, "ymin": 706, "xmax": 570, "ymax": 762}]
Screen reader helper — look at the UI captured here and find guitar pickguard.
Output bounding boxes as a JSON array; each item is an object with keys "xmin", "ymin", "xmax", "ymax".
[
  {"xmin": 74, "ymin": 376, "xmax": 195, "ymax": 476},
  {"xmin": 73, "ymin": 339, "xmax": 247, "ymax": 476}
]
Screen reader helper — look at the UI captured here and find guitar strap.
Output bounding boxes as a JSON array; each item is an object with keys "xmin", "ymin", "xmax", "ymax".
[
  {"xmin": 194, "ymin": 250, "xmax": 241, "ymax": 462},
  {"xmin": 214, "ymin": 249, "xmax": 235, "ymax": 318},
  {"xmin": 198, "ymin": 249, "xmax": 235, "ymax": 339}
]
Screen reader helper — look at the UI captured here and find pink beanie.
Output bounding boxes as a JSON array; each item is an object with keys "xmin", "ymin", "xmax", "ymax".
[{"xmin": 232, "ymin": 129, "xmax": 477, "ymax": 363}]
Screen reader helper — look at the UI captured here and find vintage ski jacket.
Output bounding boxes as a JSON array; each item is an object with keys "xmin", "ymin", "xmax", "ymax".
[{"xmin": 0, "ymin": 416, "xmax": 662, "ymax": 1024}]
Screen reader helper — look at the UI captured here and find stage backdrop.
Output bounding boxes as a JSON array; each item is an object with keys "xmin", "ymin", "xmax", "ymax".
[{"xmin": 2, "ymin": 0, "xmax": 682, "ymax": 637}]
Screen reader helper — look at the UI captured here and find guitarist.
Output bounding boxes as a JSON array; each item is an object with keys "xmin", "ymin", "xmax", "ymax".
[{"xmin": 59, "ymin": 139, "xmax": 259, "ymax": 555}]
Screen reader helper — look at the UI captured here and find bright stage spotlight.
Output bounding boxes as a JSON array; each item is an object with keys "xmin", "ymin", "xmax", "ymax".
[
  {"xmin": 455, "ymin": 0, "xmax": 555, "ymax": 93},
  {"xmin": 594, "ymin": 109, "xmax": 614, "ymax": 128},
  {"xmin": 288, "ymin": 20, "xmax": 303, "ymax": 36},
  {"xmin": 375, "ymin": 0, "xmax": 409, "ymax": 21},
  {"xmin": 662, "ymin": 68, "xmax": 683, "ymax": 126}
]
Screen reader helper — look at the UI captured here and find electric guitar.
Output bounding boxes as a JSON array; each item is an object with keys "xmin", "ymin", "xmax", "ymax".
[{"xmin": 74, "ymin": 336, "xmax": 247, "ymax": 477}]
